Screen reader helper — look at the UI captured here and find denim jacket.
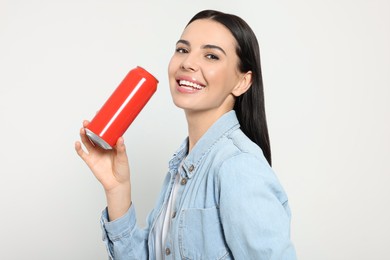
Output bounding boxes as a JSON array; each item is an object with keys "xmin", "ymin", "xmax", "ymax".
[{"xmin": 100, "ymin": 110, "xmax": 297, "ymax": 260}]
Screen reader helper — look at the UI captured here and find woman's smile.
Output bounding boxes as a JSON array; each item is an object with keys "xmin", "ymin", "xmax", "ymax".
[{"xmin": 176, "ymin": 77, "xmax": 206, "ymax": 93}]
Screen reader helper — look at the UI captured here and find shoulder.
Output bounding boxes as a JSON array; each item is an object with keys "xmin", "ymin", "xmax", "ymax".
[
  {"xmin": 213, "ymin": 128, "xmax": 288, "ymax": 204},
  {"xmin": 212, "ymin": 127, "xmax": 267, "ymax": 166}
]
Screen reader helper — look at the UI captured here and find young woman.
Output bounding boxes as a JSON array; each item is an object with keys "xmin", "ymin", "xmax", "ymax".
[{"xmin": 75, "ymin": 9, "xmax": 296, "ymax": 260}]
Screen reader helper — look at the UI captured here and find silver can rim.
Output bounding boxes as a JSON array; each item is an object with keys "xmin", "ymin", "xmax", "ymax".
[{"xmin": 85, "ymin": 128, "xmax": 113, "ymax": 150}]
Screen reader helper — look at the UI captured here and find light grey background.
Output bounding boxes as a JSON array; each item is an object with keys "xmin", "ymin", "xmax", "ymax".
[{"xmin": 1, "ymin": 0, "xmax": 389, "ymax": 259}]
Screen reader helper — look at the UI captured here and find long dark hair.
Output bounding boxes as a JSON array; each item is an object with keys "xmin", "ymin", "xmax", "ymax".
[{"xmin": 187, "ymin": 10, "xmax": 272, "ymax": 166}]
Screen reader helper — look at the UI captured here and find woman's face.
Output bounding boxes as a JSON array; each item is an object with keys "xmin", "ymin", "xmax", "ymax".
[{"xmin": 168, "ymin": 19, "xmax": 248, "ymax": 116}]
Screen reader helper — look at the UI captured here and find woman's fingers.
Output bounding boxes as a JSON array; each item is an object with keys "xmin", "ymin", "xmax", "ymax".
[
  {"xmin": 79, "ymin": 126, "xmax": 96, "ymax": 152},
  {"xmin": 116, "ymin": 137, "xmax": 129, "ymax": 158},
  {"xmin": 75, "ymin": 140, "xmax": 88, "ymax": 161},
  {"xmin": 114, "ymin": 137, "xmax": 129, "ymax": 166},
  {"xmin": 115, "ymin": 137, "xmax": 126, "ymax": 153},
  {"xmin": 83, "ymin": 120, "xmax": 90, "ymax": 128}
]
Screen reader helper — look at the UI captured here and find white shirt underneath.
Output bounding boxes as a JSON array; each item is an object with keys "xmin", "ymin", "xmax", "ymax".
[{"xmin": 154, "ymin": 173, "xmax": 180, "ymax": 260}]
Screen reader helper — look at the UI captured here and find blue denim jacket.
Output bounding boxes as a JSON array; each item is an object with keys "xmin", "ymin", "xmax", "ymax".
[{"xmin": 100, "ymin": 110, "xmax": 297, "ymax": 259}]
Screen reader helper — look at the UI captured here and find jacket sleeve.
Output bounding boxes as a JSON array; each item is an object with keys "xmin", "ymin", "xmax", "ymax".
[
  {"xmin": 218, "ymin": 153, "xmax": 297, "ymax": 260},
  {"xmin": 100, "ymin": 204, "xmax": 151, "ymax": 260},
  {"xmin": 99, "ymin": 172, "xmax": 172, "ymax": 260}
]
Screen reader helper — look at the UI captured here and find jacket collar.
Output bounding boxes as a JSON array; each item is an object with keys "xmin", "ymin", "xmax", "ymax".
[{"xmin": 169, "ymin": 110, "xmax": 240, "ymax": 179}]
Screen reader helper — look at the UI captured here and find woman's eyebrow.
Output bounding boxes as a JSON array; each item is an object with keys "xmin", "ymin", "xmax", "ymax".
[
  {"xmin": 176, "ymin": 39, "xmax": 226, "ymax": 55},
  {"xmin": 176, "ymin": 39, "xmax": 190, "ymax": 46},
  {"xmin": 203, "ymin": 44, "xmax": 226, "ymax": 55}
]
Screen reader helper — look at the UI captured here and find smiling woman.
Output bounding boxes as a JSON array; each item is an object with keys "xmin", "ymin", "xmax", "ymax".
[
  {"xmin": 75, "ymin": 9, "xmax": 297, "ymax": 259},
  {"xmin": 168, "ymin": 18, "xmax": 248, "ymax": 134}
]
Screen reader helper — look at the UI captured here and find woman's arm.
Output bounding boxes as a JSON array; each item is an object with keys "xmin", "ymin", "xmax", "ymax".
[
  {"xmin": 75, "ymin": 120, "xmax": 151, "ymax": 259},
  {"xmin": 75, "ymin": 120, "xmax": 131, "ymax": 221}
]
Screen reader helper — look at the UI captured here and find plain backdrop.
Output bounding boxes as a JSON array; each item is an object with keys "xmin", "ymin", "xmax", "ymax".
[{"xmin": 1, "ymin": 0, "xmax": 389, "ymax": 259}]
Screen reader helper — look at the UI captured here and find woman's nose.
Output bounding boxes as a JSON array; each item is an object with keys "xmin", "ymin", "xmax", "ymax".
[{"xmin": 180, "ymin": 55, "xmax": 198, "ymax": 72}]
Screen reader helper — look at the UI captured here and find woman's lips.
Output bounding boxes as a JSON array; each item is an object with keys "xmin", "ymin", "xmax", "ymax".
[
  {"xmin": 178, "ymin": 80, "xmax": 205, "ymax": 90},
  {"xmin": 176, "ymin": 79, "xmax": 205, "ymax": 93}
]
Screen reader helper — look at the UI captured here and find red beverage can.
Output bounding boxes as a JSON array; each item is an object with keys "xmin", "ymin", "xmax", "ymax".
[{"xmin": 85, "ymin": 66, "xmax": 158, "ymax": 149}]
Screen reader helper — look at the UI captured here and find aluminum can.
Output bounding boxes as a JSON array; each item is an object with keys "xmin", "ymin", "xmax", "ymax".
[{"xmin": 85, "ymin": 66, "xmax": 158, "ymax": 149}]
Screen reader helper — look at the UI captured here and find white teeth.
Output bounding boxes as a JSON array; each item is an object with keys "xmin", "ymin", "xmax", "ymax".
[{"xmin": 179, "ymin": 80, "xmax": 204, "ymax": 90}]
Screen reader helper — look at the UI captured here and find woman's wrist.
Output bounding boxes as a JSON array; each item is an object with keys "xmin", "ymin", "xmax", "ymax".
[{"xmin": 105, "ymin": 182, "xmax": 131, "ymax": 221}]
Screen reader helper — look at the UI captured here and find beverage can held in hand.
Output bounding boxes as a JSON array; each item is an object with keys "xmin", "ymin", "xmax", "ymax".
[{"xmin": 85, "ymin": 66, "xmax": 158, "ymax": 149}]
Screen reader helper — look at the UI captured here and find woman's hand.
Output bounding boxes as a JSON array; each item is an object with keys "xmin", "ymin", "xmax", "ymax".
[{"xmin": 75, "ymin": 120, "xmax": 131, "ymax": 220}]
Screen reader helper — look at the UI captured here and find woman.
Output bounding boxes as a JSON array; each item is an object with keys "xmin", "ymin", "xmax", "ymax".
[{"xmin": 75, "ymin": 9, "xmax": 296, "ymax": 260}]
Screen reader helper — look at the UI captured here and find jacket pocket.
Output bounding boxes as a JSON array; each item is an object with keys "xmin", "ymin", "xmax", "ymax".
[{"xmin": 178, "ymin": 207, "xmax": 232, "ymax": 260}]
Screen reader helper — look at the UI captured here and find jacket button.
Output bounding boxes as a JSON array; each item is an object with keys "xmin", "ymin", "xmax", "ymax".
[
  {"xmin": 172, "ymin": 211, "xmax": 176, "ymax": 218},
  {"xmin": 165, "ymin": 248, "xmax": 171, "ymax": 255},
  {"xmin": 188, "ymin": 165, "xmax": 195, "ymax": 172},
  {"xmin": 180, "ymin": 178, "xmax": 187, "ymax": 185}
]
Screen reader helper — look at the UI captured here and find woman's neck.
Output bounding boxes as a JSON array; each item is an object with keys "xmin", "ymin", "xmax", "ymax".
[{"xmin": 185, "ymin": 108, "xmax": 232, "ymax": 152}]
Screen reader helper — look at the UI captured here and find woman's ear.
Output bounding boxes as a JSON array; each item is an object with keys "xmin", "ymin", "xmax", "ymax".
[{"xmin": 232, "ymin": 71, "xmax": 252, "ymax": 97}]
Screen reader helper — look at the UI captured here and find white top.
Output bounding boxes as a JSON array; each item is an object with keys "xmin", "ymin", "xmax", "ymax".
[{"xmin": 154, "ymin": 173, "xmax": 180, "ymax": 259}]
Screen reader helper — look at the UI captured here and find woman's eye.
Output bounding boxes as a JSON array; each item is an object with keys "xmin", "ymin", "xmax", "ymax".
[
  {"xmin": 176, "ymin": 47, "xmax": 188, "ymax": 54},
  {"xmin": 206, "ymin": 53, "xmax": 219, "ymax": 60}
]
